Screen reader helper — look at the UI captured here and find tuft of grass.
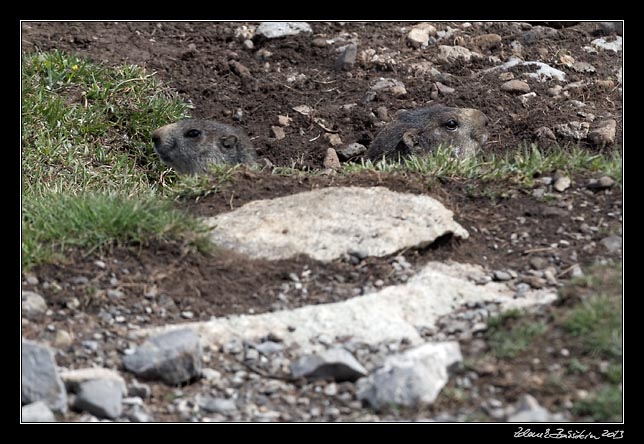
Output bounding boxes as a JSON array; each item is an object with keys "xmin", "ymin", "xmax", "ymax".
[
  {"xmin": 486, "ymin": 309, "xmax": 547, "ymax": 359},
  {"xmin": 563, "ymin": 294, "xmax": 622, "ymax": 358},
  {"xmin": 339, "ymin": 144, "xmax": 622, "ymax": 185},
  {"xmin": 22, "ymin": 50, "xmax": 191, "ymax": 196},
  {"xmin": 22, "ymin": 192, "xmax": 211, "ymax": 268},
  {"xmin": 572, "ymin": 385, "xmax": 622, "ymax": 422}
]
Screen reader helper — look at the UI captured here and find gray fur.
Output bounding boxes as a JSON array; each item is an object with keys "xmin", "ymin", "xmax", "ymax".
[
  {"xmin": 152, "ymin": 119, "xmax": 257, "ymax": 175},
  {"xmin": 366, "ymin": 104, "xmax": 489, "ymax": 161}
]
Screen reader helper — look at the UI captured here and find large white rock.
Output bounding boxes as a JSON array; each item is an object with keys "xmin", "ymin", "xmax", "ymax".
[
  {"xmin": 205, "ymin": 187, "xmax": 469, "ymax": 261},
  {"xmin": 133, "ymin": 261, "xmax": 556, "ymax": 353},
  {"xmin": 256, "ymin": 22, "xmax": 312, "ymax": 39}
]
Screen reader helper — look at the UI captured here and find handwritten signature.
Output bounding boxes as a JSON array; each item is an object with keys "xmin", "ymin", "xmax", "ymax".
[{"xmin": 514, "ymin": 427, "xmax": 624, "ymax": 439}]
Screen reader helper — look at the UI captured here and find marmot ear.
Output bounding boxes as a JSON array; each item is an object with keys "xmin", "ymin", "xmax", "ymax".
[
  {"xmin": 401, "ymin": 129, "xmax": 420, "ymax": 149},
  {"xmin": 220, "ymin": 134, "xmax": 238, "ymax": 149}
]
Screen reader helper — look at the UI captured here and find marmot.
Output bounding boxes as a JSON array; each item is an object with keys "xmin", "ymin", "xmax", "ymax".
[
  {"xmin": 152, "ymin": 119, "xmax": 257, "ymax": 175},
  {"xmin": 366, "ymin": 104, "xmax": 489, "ymax": 161}
]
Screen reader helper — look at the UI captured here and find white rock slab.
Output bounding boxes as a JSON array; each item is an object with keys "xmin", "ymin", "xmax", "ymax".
[
  {"xmin": 204, "ymin": 187, "xmax": 469, "ymax": 261},
  {"xmin": 132, "ymin": 261, "xmax": 556, "ymax": 353}
]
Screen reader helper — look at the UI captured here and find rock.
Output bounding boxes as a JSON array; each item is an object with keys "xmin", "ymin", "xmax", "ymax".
[
  {"xmin": 60, "ymin": 367, "xmax": 128, "ymax": 396},
  {"xmin": 470, "ymin": 33, "xmax": 502, "ymax": 51},
  {"xmin": 22, "ymin": 401, "xmax": 56, "ymax": 422},
  {"xmin": 370, "ymin": 78, "xmax": 407, "ymax": 96},
  {"xmin": 254, "ymin": 341, "xmax": 284, "ymax": 355},
  {"xmin": 507, "ymin": 394, "xmax": 565, "ymax": 422},
  {"xmin": 591, "ymin": 36, "xmax": 622, "ymax": 53},
  {"xmin": 357, "ymin": 342, "xmax": 462, "ymax": 410},
  {"xmin": 135, "ymin": 262, "xmax": 556, "ymax": 356},
  {"xmin": 255, "ymin": 22, "xmax": 312, "ymax": 39},
  {"xmin": 277, "ymin": 115, "xmax": 291, "ymax": 127},
  {"xmin": 435, "ymin": 82, "xmax": 455, "ymax": 95},
  {"xmin": 600, "ymin": 236, "xmax": 622, "ymax": 254},
  {"xmin": 554, "ymin": 121, "xmax": 590, "ymax": 141},
  {"xmin": 323, "ymin": 148, "xmax": 341, "ymax": 170},
  {"xmin": 587, "ymin": 176, "xmax": 616, "ymax": 190},
  {"xmin": 488, "ymin": 57, "xmax": 566, "ymax": 82},
  {"xmin": 520, "ymin": 26, "xmax": 559, "ymax": 45},
  {"xmin": 406, "ymin": 24, "xmax": 436, "ymax": 48},
  {"xmin": 529, "ymin": 257, "xmax": 549, "ymax": 270},
  {"xmin": 72, "ymin": 378, "xmax": 123, "ymax": 419},
  {"xmin": 122, "ymin": 328, "xmax": 202, "ymax": 385},
  {"xmin": 571, "ymin": 61, "xmax": 596, "ymax": 73},
  {"xmin": 335, "ymin": 43, "xmax": 357, "ymax": 71},
  {"xmin": 553, "ymin": 176, "xmax": 571, "ymax": 192},
  {"xmin": 198, "ymin": 396, "xmax": 238, "ymax": 414},
  {"xmin": 21, "ymin": 341, "xmax": 67, "ymax": 413},
  {"xmin": 437, "ymin": 45, "xmax": 482, "ymax": 63},
  {"xmin": 323, "ymin": 133, "xmax": 343, "ymax": 147},
  {"xmin": 205, "ymin": 187, "xmax": 469, "ymax": 261},
  {"xmin": 52, "ymin": 330, "xmax": 73, "ymax": 348},
  {"xmin": 587, "ymin": 119, "xmax": 617, "ymax": 147},
  {"xmin": 570, "ymin": 264, "xmax": 584, "ymax": 278},
  {"xmin": 270, "ymin": 126, "xmax": 286, "ymax": 140},
  {"xmin": 291, "ymin": 347, "xmax": 367, "ymax": 382},
  {"xmin": 128, "ymin": 380, "xmax": 151, "ymax": 399},
  {"xmin": 493, "ymin": 271, "xmax": 512, "ymax": 282},
  {"xmin": 336, "ymin": 143, "xmax": 367, "ymax": 160},
  {"xmin": 534, "ymin": 126, "xmax": 556, "ymax": 143},
  {"xmin": 22, "ymin": 291, "xmax": 47, "ymax": 315}
]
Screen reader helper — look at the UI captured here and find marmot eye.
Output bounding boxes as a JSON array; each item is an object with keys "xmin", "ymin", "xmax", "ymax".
[
  {"xmin": 445, "ymin": 119, "xmax": 459, "ymax": 131},
  {"xmin": 184, "ymin": 129, "xmax": 201, "ymax": 138}
]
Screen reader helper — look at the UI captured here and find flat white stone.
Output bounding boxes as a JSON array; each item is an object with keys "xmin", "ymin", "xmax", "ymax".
[{"xmin": 204, "ymin": 187, "xmax": 469, "ymax": 261}]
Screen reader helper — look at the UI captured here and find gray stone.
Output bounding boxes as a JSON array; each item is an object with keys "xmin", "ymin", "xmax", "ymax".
[
  {"xmin": 254, "ymin": 341, "xmax": 285, "ymax": 355},
  {"xmin": 60, "ymin": 367, "xmax": 128, "ymax": 396},
  {"xmin": 553, "ymin": 176, "xmax": 571, "ymax": 192},
  {"xmin": 571, "ymin": 61, "xmax": 596, "ymax": 73},
  {"xmin": 22, "ymin": 401, "xmax": 56, "ymax": 422},
  {"xmin": 122, "ymin": 328, "xmax": 202, "ymax": 385},
  {"xmin": 587, "ymin": 176, "xmax": 616, "ymax": 190},
  {"xmin": 493, "ymin": 271, "xmax": 513, "ymax": 282},
  {"xmin": 198, "ymin": 396, "xmax": 238, "ymax": 414},
  {"xmin": 73, "ymin": 378, "xmax": 123, "ymax": 419},
  {"xmin": 507, "ymin": 394, "xmax": 566, "ymax": 422},
  {"xmin": 22, "ymin": 291, "xmax": 47, "ymax": 315},
  {"xmin": 501, "ymin": 80, "xmax": 530, "ymax": 94},
  {"xmin": 599, "ymin": 22, "xmax": 623, "ymax": 36},
  {"xmin": 337, "ymin": 143, "xmax": 367, "ymax": 160},
  {"xmin": 335, "ymin": 43, "xmax": 358, "ymax": 71},
  {"xmin": 323, "ymin": 148, "xmax": 341, "ymax": 170},
  {"xmin": 128, "ymin": 380, "xmax": 151, "ymax": 399},
  {"xmin": 21, "ymin": 340, "xmax": 67, "ymax": 413},
  {"xmin": 554, "ymin": 121, "xmax": 590, "ymax": 141},
  {"xmin": 437, "ymin": 45, "xmax": 482, "ymax": 63},
  {"xmin": 487, "ymin": 57, "xmax": 566, "ymax": 82},
  {"xmin": 255, "ymin": 22, "xmax": 312, "ymax": 39},
  {"xmin": 291, "ymin": 347, "xmax": 367, "ymax": 382},
  {"xmin": 587, "ymin": 119, "xmax": 617, "ymax": 147},
  {"xmin": 407, "ymin": 23, "xmax": 436, "ymax": 48},
  {"xmin": 600, "ymin": 236, "xmax": 622, "ymax": 254},
  {"xmin": 357, "ymin": 342, "xmax": 462, "ymax": 410},
  {"xmin": 591, "ymin": 36, "xmax": 622, "ymax": 53},
  {"xmin": 270, "ymin": 126, "xmax": 286, "ymax": 140},
  {"xmin": 135, "ymin": 262, "xmax": 557, "ymax": 354},
  {"xmin": 520, "ymin": 26, "xmax": 559, "ymax": 45},
  {"xmin": 370, "ymin": 78, "xmax": 407, "ymax": 96},
  {"xmin": 205, "ymin": 187, "xmax": 469, "ymax": 262}
]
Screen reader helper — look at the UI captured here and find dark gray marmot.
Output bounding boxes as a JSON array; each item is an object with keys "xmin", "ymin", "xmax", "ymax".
[
  {"xmin": 152, "ymin": 119, "xmax": 257, "ymax": 174},
  {"xmin": 366, "ymin": 105, "xmax": 489, "ymax": 161}
]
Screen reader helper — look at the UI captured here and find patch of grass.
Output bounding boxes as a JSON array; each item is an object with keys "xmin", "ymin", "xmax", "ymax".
[
  {"xmin": 21, "ymin": 51, "xmax": 210, "ymax": 269},
  {"xmin": 339, "ymin": 144, "xmax": 622, "ymax": 186},
  {"xmin": 170, "ymin": 164, "xmax": 242, "ymax": 201},
  {"xmin": 563, "ymin": 294, "xmax": 622, "ymax": 358},
  {"xmin": 572, "ymin": 385, "xmax": 622, "ymax": 422},
  {"xmin": 22, "ymin": 50, "xmax": 191, "ymax": 196},
  {"xmin": 486, "ymin": 310, "xmax": 547, "ymax": 359},
  {"xmin": 22, "ymin": 192, "xmax": 211, "ymax": 268}
]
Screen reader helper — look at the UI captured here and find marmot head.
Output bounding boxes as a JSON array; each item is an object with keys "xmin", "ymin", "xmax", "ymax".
[
  {"xmin": 367, "ymin": 105, "xmax": 490, "ymax": 161},
  {"xmin": 152, "ymin": 119, "xmax": 257, "ymax": 175}
]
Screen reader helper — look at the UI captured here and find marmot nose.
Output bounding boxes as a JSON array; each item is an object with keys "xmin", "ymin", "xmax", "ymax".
[{"xmin": 151, "ymin": 129, "xmax": 162, "ymax": 146}]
